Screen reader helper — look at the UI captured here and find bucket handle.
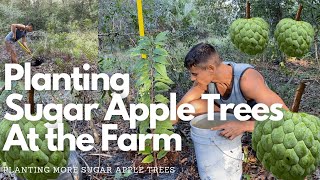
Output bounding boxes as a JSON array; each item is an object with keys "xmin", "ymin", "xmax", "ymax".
[
  {"xmin": 191, "ymin": 131, "xmax": 244, "ymax": 161},
  {"xmin": 210, "ymin": 137, "xmax": 243, "ymax": 161}
]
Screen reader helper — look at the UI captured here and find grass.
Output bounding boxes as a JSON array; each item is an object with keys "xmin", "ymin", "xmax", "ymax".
[{"xmin": 31, "ymin": 31, "xmax": 98, "ymax": 63}]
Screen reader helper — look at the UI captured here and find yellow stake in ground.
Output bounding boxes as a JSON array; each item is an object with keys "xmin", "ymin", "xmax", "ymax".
[
  {"xmin": 136, "ymin": 0, "xmax": 147, "ymax": 59},
  {"xmin": 18, "ymin": 41, "xmax": 31, "ymax": 55}
]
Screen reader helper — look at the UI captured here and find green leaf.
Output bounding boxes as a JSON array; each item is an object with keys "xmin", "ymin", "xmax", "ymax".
[
  {"xmin": 140, "ymin": 94, "xmax": 151, "ymax": 105},
  {"xmin": 155, "ymin": 41, "xmax": 165, "ymax": 46},
  {"xmin": 155, "ymin": 75, "xmax": 174, "ymax": 85},
  {"xmin": 138, "ymin": 37, "xmax": 152, "ymax": 47},
  {"xmin": 154, "ymin": 63, "xmax": 167, "ymax": 77},
  {"xmin": 155, "ymin": 94, "xmax": 169, "ymax": 104},
  {"xmin": 131, "ymin": 48, "xmax": 141, "ymax": 57},
  {"xmin": 142, "ymin": 80, "xmax": 152, "ymax": 91},
  {"xmin": 156, "ymin": 119, "xmax": 174, "ymax": 130},
  {"xmin": 136, "ymin": 74, "xmax": 150, "ymax": 87},
  {"xmin": 154, "ymin": 128, "xmax": 174, "ymax": 135},
  {"xmin": 153, "ymin": 48, "xmax": 168, "ymax": 56},
  {"xmin": 114, "ymin": 172, "xmax": 122, "ymax": 179},
  {"xmin": 243, "ymin": 174, "xmax": 251, "ymax": 180},
  {"xmin": 139, "ymin": 119, "xmax": 150, "ymax": 134},
  {"xmin": 142, "ymin": 154, "xmax": 154, "ymax": 163},
  {"xmin": 155, "ymin": 31, "xmax": 168, "ymax": 45},
  {"xmin": 154, "ymin": 56, "xmax": 169, "ymax": 65},
  {"xmin": 139, "ymin": 146, "xmax": 152, "ymax": 155},
  {"xmin": 124, "ymin": 170, "xmax": 133, "ymax": 177},
  {"xmin": 134, "ymin": 60, "xmax": 148, "ymax": 71},
  {"xmin": 159, "ymin": 139, "xmax": 165, "ymax": 149},
  {"xmin": 145, "ymin": 139, "xmax": 152, "ymax": 146},
  {"xmin": 140, "ymin": 63, "xmax": 151, "ymax": 73},
  {"xmin": 155, "ymin": 31, "xmax": 168, "ymax": 42},
  {"xmin": 184, "ymin": 3, "xmax": 194, "ymax": 15},
  {"xmin": 155, "ymin": 82, "xmax": 170, "ymax": 91},
  {"xmin": 157, "ymin": 150, "xmax": 168, "ymax": 159}
]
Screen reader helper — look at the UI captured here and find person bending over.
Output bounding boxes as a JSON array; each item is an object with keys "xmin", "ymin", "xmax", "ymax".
[
  {"xmin": 4, "ymin": 23, "xmax": 33, "ymax": 63},
  {"xmin": 173, "ymin": 43, "xmax": 288, "ymax": 140}
]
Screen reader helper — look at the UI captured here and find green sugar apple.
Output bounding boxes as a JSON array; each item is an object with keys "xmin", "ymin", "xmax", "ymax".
[
  {"xmin": 252, "ymin": 110, "xmax": 320, "ymax": 180},
  {"xmin": 275, "ymin": 18, "xmax": 314, "ymax": 57},
  {"xmin": 0, "ymin": 117, "xmax": 70, "ymax": 180},
  {"xmin": 230, "ymin": 17, "xmax": 269, "ymax": 55}
]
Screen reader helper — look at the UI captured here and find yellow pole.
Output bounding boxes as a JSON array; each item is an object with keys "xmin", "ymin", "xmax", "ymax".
[
  {"xmin": 18, "ymin": 41, "xmax": 31, "ymax": 54},
  {"xmin": 136, "ymin": 0, "xmax": 146, "ymax": 59}
]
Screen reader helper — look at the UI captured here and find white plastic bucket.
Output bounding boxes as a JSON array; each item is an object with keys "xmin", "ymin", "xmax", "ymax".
[{"xmin": 190, "ymin": 113, "xmax": 243, "ymax": 180}]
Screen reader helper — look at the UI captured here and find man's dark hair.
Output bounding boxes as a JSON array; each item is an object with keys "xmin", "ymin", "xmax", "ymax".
[
  {"xmin": 184, "ymin": 43, "xmax": 219, "ymax": 69},
  {"xmin": 26, "ymin": 22, "xmax": 34, "ymax": 28}
]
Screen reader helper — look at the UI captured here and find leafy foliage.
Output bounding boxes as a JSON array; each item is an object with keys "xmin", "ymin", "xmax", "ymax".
[
  {"xmin": 131, "ymin": 31, "xmax": 174, "ymax": 163},
  {"xmin": 99, "ymin": 0, "xmax": 319, "ymax": 61},
  {"xmin": 0, "ymin": 0, "xmax": 97, "ymax": 34},
  {"xmin": 29, "ymin": 31, "xmax": 98, "ymax": 63},
  {"xmin": 0, "ymin": 4, "xmax": 24, "ymax": 33},
  {"xmin": 99, "ymin": 0, "xmax": 319, "ymax": 104}
]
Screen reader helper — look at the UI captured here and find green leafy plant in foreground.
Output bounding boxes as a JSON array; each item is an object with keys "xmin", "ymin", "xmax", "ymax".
[{"xmin": 131, "ymin": 31, "xmax": 175, "ymax": 164}]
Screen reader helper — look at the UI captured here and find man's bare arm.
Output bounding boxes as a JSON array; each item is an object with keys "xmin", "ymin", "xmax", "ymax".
[
  {"xmin": 212, "ymin": 69, "xmax": 288, "ymax": 139},
  {"xmin": 11, "ymin": 24, "xmax": 26, "ymax": 40},
  {"xmin": 240, "ymin": 69, "xmax": 288, "ymax": 109},
  {"xmin": 171, "ymin": 83, "xmax": 207, "ymax": 124},
  {"xmin": 177, "ymin": 85, "xmax": 205, "ymax": 106}
]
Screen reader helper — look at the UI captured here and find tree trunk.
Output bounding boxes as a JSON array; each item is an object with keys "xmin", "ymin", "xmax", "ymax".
[
  {"xmin": 314, "ymin": 30, "xmax": 319, "ymax": 69},
  {"xmin": 291, "ymin": 82, "xmax": 306, "ymax": 112}
]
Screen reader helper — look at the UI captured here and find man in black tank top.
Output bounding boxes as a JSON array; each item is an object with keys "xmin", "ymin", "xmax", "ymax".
[
  {"xmin": 173, "ymin": 43, "xmax": 288, "ymax": 140},
  {"xmin": 4, "ymin": 23, "xmax": 33, "ymax": 63}
]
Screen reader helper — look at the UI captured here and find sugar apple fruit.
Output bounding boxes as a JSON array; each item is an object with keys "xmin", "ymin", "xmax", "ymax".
[
  {"xmin": 230, "ymin": 17, "xmax": 269, "ymax": 55},
  {"xmin": 0, "ymin": 117, "xmax": 70, "ymax": 180},
  {"xmin": 252, "ymin": 110, "xmax": 320, "ymax": 180},
  {"xmin": 275, "ymin": 18, "xmax": 314, "ymax": 57}
]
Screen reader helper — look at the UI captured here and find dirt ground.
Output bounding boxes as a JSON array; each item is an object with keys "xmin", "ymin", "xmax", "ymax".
[{"xmin": 0, "ymin": 41, "xmax": 320, "ymax": 180}]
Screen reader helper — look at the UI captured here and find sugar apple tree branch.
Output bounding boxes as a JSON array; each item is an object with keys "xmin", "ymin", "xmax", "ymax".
[
  {"xmin": 295, "ymin": 4, "xmax": 303, "ymax": 21},
  {"xmin": 29, "ymin": 86, "xmax": 35, "ymax": 114},
  {"xmin": 290, "ymin": 81, "xmax": 306, "ymax": 113},
  {"xmin": 246, "ymin": 1, "xmax": 250, "ymax": 19}
]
